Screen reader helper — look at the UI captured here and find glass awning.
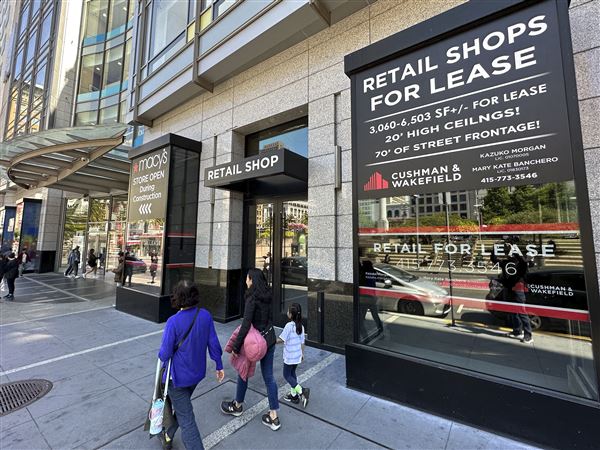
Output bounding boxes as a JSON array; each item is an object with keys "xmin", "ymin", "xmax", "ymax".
[{"xmin": 0, "ymin": 124, "xmax": 130, "ymax": 194}]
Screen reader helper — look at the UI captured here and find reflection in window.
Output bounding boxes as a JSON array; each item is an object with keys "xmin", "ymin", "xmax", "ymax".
[
  {"xmin": 358, "ymin": 181, "xmax": 597, "ymax": 401},
  {"xmin": 125, "ymin": 219, "xmax": 164, "ymax": 294},
  {"xmin": 245, "ymin": 117, "xmax": 309, "ymax": 158},
  {"xmin": 213, "ymin": 0, "xmax": 235, "ymax": 18},
  {"xmin": 99, "ymin": 104, "xmax": 119, "ymax": 124},
  {"xmin": 108, "ymin": 0, "xmax": 128, "ymax": 32},
  {"xmin": 148, "ymin": 0, "xmax": 187, "ymax": 62}
]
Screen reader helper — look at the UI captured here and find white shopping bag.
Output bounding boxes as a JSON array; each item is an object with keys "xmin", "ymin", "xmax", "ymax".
[{"xmin": 149, "ymin": 358, "xmax": 171, "ymax": 436}]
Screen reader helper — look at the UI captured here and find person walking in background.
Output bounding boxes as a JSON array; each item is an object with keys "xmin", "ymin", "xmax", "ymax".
[
  {"xmin": 221, "ymin": 268, "xmax": 280, "ymax": 431},
  {"xmin": 278, "ymin": 302, "xmax": 310, "ymax": 408},
  {"xmin": 0, "ymin": 254, "xmax": 7, "ymax": 293},
  {"xmin": 18, "ymin": 248, "xmax": 28, "ymax": 277},
  {"xmin": 64, "ymin": 246, "xmax": 81, "ymax": 278},
  {"xmin": 149, "ymin": 251, "xmax": 158, "ymax": 284},
  {"xmin": 158, "ymin": 280, "xmax": 224, "ymax": 450},
  {"xmin": 124, "ymin": 251, "xmax": 134, "ymax": 287},
  {"xmin": 4, "ymin": 253, "xmax": 19, "ymax": 300},
  {"xmin": 83, "ymin": 249, "xmax": 98, "ymax": 278},
  {"xmin": 112, "ymin": 251, "xmax": 125, "ymax": 287}
]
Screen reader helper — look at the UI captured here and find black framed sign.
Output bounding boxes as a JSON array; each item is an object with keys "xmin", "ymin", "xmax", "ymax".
[
  {"xmin": 350, "ymin": 0, "xmax": 574, "ymax": 199},
  {"xmin": 345, "ymin": 1, "xmax": 600, "ymax": 447}
]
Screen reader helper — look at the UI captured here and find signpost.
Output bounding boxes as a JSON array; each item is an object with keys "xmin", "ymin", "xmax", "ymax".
[
  {"xmin": 351, "ymin": 0, "xmax": 574, "ymax": 199},
  {"xmin": 128, "ymin": 147, "xmax": 170, "ymax": 222}
]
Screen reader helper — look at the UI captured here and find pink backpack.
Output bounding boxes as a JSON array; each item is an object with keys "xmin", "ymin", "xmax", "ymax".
[{"xmin": 244, "ymin": 325, "xmax": 267, "ymax": 362}]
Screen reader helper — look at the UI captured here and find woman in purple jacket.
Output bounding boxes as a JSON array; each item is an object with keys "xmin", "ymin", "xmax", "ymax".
[{"xmin": 158, "ymin": 281, "xmax": 224, "ymax": 450}]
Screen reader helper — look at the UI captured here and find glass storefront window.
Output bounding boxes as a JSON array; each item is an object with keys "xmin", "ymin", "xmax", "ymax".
[
  {"xmin": 61, "ymin": 198, "xmax": 89, "ymax": 267},
  {"xmin": 125, "ymin": 219, "xmax": 164, "ymax": 293},
  {"xmin": 358, "ymin": 181, "xmax": 597, "ymax": 400}
]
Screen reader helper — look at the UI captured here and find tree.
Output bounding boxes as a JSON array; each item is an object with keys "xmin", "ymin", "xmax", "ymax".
[{"xmin": 482, "ymin": 187, "xmax": 511, "ymax": 222}]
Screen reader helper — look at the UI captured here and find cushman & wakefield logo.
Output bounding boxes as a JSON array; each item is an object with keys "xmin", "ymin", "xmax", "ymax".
[
  {"xmin": 364, "ymin": 171, "xmax": 389, "ymax": 191},
  {"xmin": 133, "ymin": 149, "xmax": 168, "ymax": 173}
]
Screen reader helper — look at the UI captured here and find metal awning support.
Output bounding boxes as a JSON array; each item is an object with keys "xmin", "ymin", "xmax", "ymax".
[{"xmin": 0, "ymin": 124, "xmax": 130, "ymax": 194}]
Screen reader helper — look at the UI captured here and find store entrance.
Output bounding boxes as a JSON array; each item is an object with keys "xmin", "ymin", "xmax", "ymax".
[{"xmin": 245, "ymin": 196, "xmax": 308, "ymax": 328}]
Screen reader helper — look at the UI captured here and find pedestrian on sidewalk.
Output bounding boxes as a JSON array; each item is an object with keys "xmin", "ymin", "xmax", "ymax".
[
  {"xmin": 83, "ymin": 248, "xmax": 98, "ymax": 278},
  {"xmin": 18, "ymin": 248, "xmax": 29, "ymax": 277},
  {"xmin": 158, "ymin": 280, "xmax": 224, "ymax": 450},
  {"xmin": 221, "ymin": 268, "xmax": 280, "ymax": 431},
  {"xmin": 4, "ymin": 253, "xmax": 19, "ymax": 299},
  {"xmin": 112, "ymin": 251, "xmax": 125, "ymax": 287},
  {"xmin": 278, "ymin": 302, "xmax": 310, "ymax": 408},
  {"xmin": 0, "ymin": 254, "xmax": 7, "ymax": 292},
  {"xmin": 64, "ymin": 246, "xmax": 81, "ymax": 278}
]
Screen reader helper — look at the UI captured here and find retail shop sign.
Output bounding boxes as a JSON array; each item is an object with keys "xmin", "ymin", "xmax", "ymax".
[
  {"xmin": 204, "ymin": 151, "xmax": 284, "ymax": 187},
  {"xmin": 128, "ymin": 147, "xmax": 170, "ymax": 222},
  {"xmin": 349, "ymin": 0, "xmax": 574, "ymax": 199}
]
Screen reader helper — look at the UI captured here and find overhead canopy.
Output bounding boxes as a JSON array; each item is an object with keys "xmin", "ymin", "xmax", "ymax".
[{"xmin": 0, "ymin": 124, "xmax": 130, "ymax": 194}]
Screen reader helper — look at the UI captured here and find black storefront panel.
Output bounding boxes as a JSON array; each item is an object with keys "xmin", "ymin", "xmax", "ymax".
[{"xmin": 345, "ymin": 0, "xmax": 600, "ymax": 447}]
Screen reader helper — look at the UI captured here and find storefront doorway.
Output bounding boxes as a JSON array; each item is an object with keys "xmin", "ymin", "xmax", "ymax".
[{"xmin": 245, "ymin": 196, "xmax": 308, "ymax": 328}]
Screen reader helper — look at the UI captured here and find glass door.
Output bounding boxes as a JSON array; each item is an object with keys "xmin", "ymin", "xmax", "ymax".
[
  {"xmin": 247, "ymin": 198, "xmax": 308, "ymax": 328},
  {"xmin": 279, "ymin": 200, "xmax": 308, "ymax": 318}
]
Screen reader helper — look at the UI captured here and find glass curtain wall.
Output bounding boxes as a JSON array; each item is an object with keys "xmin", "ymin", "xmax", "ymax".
[
  {"xmin": 141, "ymin": 0, "xmax": 196, "ymax": 78},
  {"xmin": 75, "ymin": 0, "xmax": 135, "ymax": 126},
  {"xmin": 4, "ymin": 0, "xmax": 56, "ymax": 139},
  {"xmin": 358, "ymin": 181, "xmax": 598, "ymax": 401},
  {"xmin": 61, "ymin": 196, "xmax": 127, "ymax": 275}
]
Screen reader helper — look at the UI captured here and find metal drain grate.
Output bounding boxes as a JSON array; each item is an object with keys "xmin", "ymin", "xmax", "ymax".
[{"xmin": 0, "ymin": 379, "xmax": 53, "ymax": 415}]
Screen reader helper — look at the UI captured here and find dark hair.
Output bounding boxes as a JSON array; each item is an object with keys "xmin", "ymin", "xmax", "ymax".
[
  {"xmin": 8, "ymin": 252, "xmax": 15, "ymax": 258},
  {"xmin": 247, "ymin": 268, "xmax": 271, "ymax": 303},
  {"xmin": 171, "ymin": 280, "xmax": 200, "ymax": 309},
  {"xmin": 89, "ymin": 249, "xmax": 95, "ymax": 254},
  {"xmin": 289, "ymin": 302, "xmax": 302, "ymax": 335}
]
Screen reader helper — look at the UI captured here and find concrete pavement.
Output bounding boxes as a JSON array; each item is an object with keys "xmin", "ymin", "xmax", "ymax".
[{"xmin": 0, "ymin": 273, "xmax": 539, "ymax": 449}]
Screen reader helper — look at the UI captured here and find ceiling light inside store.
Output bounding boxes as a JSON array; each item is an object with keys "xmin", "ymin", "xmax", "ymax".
[
  {"xmin": 95, "ymin": 67, "xmax": 100, "ymax": 71},
  {"xmin": 102, "ymin": 13, "xmax": 107, "ymax": 17}
]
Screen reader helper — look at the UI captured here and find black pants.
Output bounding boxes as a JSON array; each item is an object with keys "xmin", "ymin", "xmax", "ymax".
[
  {"xmin": 7, "ymin": 277, "xmax": 15, "ymax": 295},
  {"xmin": 65, "ymin": 263, "xmax": 79, "ymax": 276}
]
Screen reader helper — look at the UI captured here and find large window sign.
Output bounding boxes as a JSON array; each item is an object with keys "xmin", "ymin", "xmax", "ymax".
[
  {"xmin": 355, "ymin": 0, "xmax": 572, "ymax": 198},
  {"xmin": 348, "ymin": 0, "xmax": 599, "ymax": 402}
]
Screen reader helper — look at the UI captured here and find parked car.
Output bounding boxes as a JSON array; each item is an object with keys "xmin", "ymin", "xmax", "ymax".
[
  {"xmin": 371, "ymin": 263, "xmax": 450, "ymax": 317},
  {"xmin": 281, "ymin": 256, "xmax": 307, "ymax": 285},
  {"xmin": 126, "ymin": 256, "xmax": 147, "ymax": 274},
  {"xmin": 486, "ymin": 267, "xmax": 588, "ymax": 332}
]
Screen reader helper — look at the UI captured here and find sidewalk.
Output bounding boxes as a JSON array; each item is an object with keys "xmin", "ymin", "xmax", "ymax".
[{"xmin": 0, "ymin": 274, "xmax": 538, "ymax": 449}]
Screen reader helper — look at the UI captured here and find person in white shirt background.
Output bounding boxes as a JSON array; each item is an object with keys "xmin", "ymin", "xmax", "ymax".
[{"xmin": 278, "ymin": 302, "xmax": 310, "ymax": 408}]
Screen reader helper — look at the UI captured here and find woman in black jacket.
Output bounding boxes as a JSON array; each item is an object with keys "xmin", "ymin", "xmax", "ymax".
[
  {"xmin": 221, "ymin": 268, "xmax": 280, "ymax": 430},
  {"xmin": 4, "ymin": 253, "xmax": 19, "ymax": 299}
]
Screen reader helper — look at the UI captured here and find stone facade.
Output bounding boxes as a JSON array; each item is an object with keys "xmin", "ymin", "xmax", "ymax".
[{"xmin": 142, "ymin": 0, "xmax": 599, "ymax": 336}]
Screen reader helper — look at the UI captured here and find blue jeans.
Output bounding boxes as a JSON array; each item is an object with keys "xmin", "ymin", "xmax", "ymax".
[
  {"xmin": 283, "ymin": 364, "xmax": 298, "ymax": 390},
  {"xmin": 235, "ymin": 344, "xmax": 279, "ymax": 411},
  {"xmin": 167, "ymin": 382, "xmax": 204, "ymax": 450},
  {"xmin": 510, "ymin": 289, "xmax": 532, "ymax": 338}
]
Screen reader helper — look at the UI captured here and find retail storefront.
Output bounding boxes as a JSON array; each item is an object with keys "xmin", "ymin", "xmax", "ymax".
[
  {"xmin": 344, "ymin": 0, "xmax": 600, "ymax": 447},
  {"xmin": 114, "ymin": 0, "xmax": 600, "ymax": 446}
]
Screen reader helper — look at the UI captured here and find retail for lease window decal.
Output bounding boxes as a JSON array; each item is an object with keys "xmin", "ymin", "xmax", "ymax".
[
  {"xmin": 355, "ymin": 0, "xmax": 572, "ymax": 198},
  {"xmin": 349, "ymin": 0, "xmax": 598, "ymax": 401}
]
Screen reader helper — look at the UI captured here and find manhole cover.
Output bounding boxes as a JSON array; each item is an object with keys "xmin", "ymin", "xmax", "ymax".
[{"xmin": 0, "ymin": 379, "xmax": 53, "ymax": 415}]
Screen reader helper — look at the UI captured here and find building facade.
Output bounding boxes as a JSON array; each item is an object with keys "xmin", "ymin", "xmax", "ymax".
[{"xmin": 1, "ymin": 0, "xmax": 600, "ymax": 447}]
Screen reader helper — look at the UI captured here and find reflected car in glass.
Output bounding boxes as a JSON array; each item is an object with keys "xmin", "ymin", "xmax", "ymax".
[
  {"xmin": 281, "ymin": 256, "xmax": 307, "ymax": 285},
  {"xmin": 373, "ymin": 263, "xmax": 450, "ymax": 317},
  {"xmin": 126, "ymin": 256, "xmax": 148, "ymax": 274},
  {"xmin": 486, "ymin": 267, "xmax": 587, "ymax": 332}
]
